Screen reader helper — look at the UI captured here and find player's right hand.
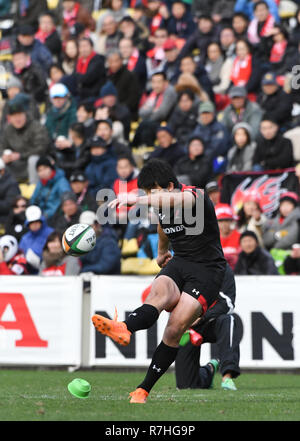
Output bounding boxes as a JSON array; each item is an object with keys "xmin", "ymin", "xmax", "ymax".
[{"xmin": 157, "ymin": 251, "xmax": 172, "ymax": 268}]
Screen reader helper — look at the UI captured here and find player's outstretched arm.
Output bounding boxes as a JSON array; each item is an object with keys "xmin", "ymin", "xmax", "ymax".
[{"xmin": 137, "ymin": 190, "xmax": 196, "ymax": 209}]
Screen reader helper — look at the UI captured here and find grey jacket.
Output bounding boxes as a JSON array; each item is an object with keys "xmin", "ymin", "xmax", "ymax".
[
  {"xmin": 263, "ymin": 207, "xmax": 300, "ymax": 250},
  {"xmin": 0, "ymin": 116, "xmax": 49, "ymax": 182},
  {"xmin": 220, "ymin": 100, "xmax": 263, "ymax": 140},
  {"xmin": 139, "ymin": 85, "xmax": 177, "ymax": 123},
  {"xmin": 226, "ymin": 122, "xmax": 256, "ymax": 172}
]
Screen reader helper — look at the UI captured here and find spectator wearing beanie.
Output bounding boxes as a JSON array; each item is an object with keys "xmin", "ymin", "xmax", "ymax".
[
  {"xmin": 14, "ymin": 24, "xmax": 53, "ymax": 76},
  {"xmin": 48, "ymin": 191, "xmax": 82, "ymax": 236},
  {"xmin": 1, "ymin": 76, "xmax": 39, "ymax": 130},
  {"xmin": 174, "ymin": 135, "xmax": 213, "ymax": 188},
  {"xmin": 234, "ymin": 230, "xmax": 278, "ymax": 275},
  {"xmin": 84, "ymin": 136, "xmax": 118, "ymax": 197},
  {"xmin": 95, "ymin": 81, "xmax": 131, "ymax": 141},
  {"xmin": 220, "ymin": 86, "xmax": 263, "ymax": 140},
  {"xmin": 19, "ymin": 205, "xmax": 54, "ymax": 273},
  {"xmin": 257, "ymin": 72, "xmax": 293, "ymax": 129},
  {"xmin": 4, "ymin": 196, "xmax": 28, "ymax": 242},
  {"xmin": 253, "ymin": 116, "xmax": 294, "ymax": 171},
  {"xmin": 30, "ymin": 157, "xmax": 71, "ymax": 220},
  {"xmin": 262, "ymin": 192, "xmax": 300, "ymax": 251}
]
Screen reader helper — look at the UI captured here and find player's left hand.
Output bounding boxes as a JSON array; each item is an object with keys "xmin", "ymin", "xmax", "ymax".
[{"xmin": 157, "ymin": 251, "xmax": 172, "ymax": 268}]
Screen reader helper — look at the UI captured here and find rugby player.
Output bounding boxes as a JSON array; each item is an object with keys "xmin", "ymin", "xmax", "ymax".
[{"xmin": 92, "ymin": 159, "xmax": 227, "ymax": 403}]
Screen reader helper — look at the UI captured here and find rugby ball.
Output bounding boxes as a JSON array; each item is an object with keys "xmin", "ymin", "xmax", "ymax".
[{"xmin": 62, "ymin": 224, "xmax": 96, "ymax": 256}]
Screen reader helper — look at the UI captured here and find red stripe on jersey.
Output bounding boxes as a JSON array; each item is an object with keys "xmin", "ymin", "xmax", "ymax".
[
  {"xmin": 198, "ymin": 295, "xmax": 208, "ymax": 314},
  {"xmin": 180, "ymin": 183, "xmax": 204, "ymax": 198}
]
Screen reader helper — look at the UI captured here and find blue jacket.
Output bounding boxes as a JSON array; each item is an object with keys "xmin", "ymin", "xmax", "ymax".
[
  {"xmin": 30, "ymin": 39, "xmax": 53, "ymax": 76},
  {"xmin": 192, "ymin": 118, "xmax": 231, "ymax": 161},
  {"xmin": 30, "ymin": 168, "xmax": 71, "ymax": 219},
  {"xmin": 19, "ymin": 218, "xmax": 54, "ymax": 260},
  {"xmin": 80, "ymin": 227, "xmax": 121, "ymax": 274},
  {"xmin": 234, "ymin": 0, "xmax": 279, "ymax": 21},
  {"xmin": 85, "ymin": 152, "xmax": 118, "ymax": 197}
]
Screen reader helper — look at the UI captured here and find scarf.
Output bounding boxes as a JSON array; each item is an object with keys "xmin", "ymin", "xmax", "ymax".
[
  {"xmin": 150, "ymin": 14, "xmax": 163, "ymax": 35},
  {"xmin": 41, "ymin": 170, "xmax": 56, "ymax": 186},
  {"xmin": 247, "ymin": 14, "xmax": 275, "ymax": 44},
  {"xmin": 76, "ymin": 51, "xmax": 96, "ymax": 74},
  {"xmin": 127, "ymin": 49, "xmax": 140, "ymax": 71},
  {"xmin": 35, "ymin": 28, "xmax": 55, "ymax": 44},
  {"xmin": 230, "ymin": 54, "xmax": 252, "ymax": 86},
  {"xmin": 270, "ymin": 40, "xmax": 288, "ymax": 63},
  {"xmin": 63, "ymin": 2, "xmax": 80, "ymax": 27}
]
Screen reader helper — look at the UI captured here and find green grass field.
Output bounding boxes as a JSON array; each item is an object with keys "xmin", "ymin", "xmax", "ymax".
[{"xmin": 0, "ymin": 369, "xmax": 299, "ymax": 422}]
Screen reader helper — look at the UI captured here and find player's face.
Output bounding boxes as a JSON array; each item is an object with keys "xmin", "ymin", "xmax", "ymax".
[{"xmin": 143, "ymin": 182, "xmax": 175, "ymax": 195}]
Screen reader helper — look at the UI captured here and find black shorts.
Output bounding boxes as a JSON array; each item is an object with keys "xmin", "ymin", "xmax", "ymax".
[{"xmin": 156, "ymin": 256, "xmax": 226, "ymax": 313}]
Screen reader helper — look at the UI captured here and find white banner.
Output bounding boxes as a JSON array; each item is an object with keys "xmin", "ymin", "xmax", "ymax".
[
  {"xmin": 89, "ymin": 275, "xmax": 300, "ymax": 369},
  {"xmin": 0, "ymin": 276, "xmax": 82, "ymax": 365}
]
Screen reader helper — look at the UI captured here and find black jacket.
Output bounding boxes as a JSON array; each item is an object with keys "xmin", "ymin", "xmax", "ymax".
[
  {"xmin": 257, "ymin": 87, "xmax": 293, "ymax": 126},
  {"xmin": 108, "ymin": 66, "xmax": 141, "ymax": 116},
  {"xmin": 253, "ymin": 133, "xmax": 294, "ymax": 170},
  {"xmin": 56, "ymin": 141, "xmax": 91, "ymax": 178},
  {"xmin": 76, "ymin": 54, "xmax": 106, "ymax": 99},
  {"xmin": 234, "ymin": 246, "xmax": 279, "ymax": 275},
  {"xmin": 174, "ymin": 154, "xmax": 213, "ymax": 188},
  {"xmin": 168, "ymin": 102, "xmax": 199, "ymax": 145},
  {"xmin": 44, "ymin": 30, "xmax": 62, "ymax": 61},
  {"xmin": 283, "ymin": 255, "xmax": 300, "ymax": 275},
  {"xmin": 0, "ymin": 170, "xmax": 20, "ymax": 224},
  {"xmin": 15, "ymin": 63, "xmax": 48, "ymax": 103}
]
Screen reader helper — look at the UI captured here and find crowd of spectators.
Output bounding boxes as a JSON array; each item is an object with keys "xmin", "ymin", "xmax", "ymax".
[{"xmin": 0, "ymin": 0, "xmax": 300, "ymax": 277}]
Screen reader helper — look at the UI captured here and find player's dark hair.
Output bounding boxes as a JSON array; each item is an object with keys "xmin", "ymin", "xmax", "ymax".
[{"xmin": 138, "ymin": 159, "xmax": 179, "ymax": 190}]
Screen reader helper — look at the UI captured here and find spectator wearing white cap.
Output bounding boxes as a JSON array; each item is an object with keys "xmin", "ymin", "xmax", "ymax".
[
  {"xmin": 45, "ymin": 83, "xmax": 77, "ymax": 142},
  {"xmin": 79, "ymin": 210, "xmax": 121, "ymax": 275},
  {"xmin": 19, "ymin": 205, "xmax": 54, "ymax": 273}
]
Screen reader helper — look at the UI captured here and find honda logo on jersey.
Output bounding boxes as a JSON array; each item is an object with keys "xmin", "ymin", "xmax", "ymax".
[{"xmin": 0, "ymin": 293, "xmax": 48, "ymax": 347}]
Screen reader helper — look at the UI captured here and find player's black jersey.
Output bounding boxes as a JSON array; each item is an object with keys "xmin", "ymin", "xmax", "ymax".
[{"xmin": 157, "ymin": 183, "xmax": 225, "ymax": 264}]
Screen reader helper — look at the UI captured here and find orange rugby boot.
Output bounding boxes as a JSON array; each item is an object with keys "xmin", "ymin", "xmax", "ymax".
[
  {"xmin": 129, "ymin": 388, "xmax": 149, "ymax": 403},
  {"xmin": 92, "ymin": 308, "xmax": 131, "ymax": 346}
]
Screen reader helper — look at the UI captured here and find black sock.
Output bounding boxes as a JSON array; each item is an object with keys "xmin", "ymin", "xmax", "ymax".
[
  {"xmin": 124, "ymin": 304, "xmax": 159, "ymax": 334},
  {"xmin": 138, "ymin": 341, "xmax": 179, "ymax": 393}
]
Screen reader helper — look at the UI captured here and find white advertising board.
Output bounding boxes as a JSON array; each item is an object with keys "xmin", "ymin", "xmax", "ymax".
[
  {"xmin": 89, "ymin": 275, "xmax": 300, "ymax": 369},
  {"xmin": 0, "ymin": 276, "xmax": 82, "ymax": 365}
]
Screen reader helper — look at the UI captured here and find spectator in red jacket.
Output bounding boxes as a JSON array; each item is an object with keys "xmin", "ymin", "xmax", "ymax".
[
  {"xmin": 215, "ymin": 203, "xmax": 241, "ymax": 270},
  {"xmin": 0, "ymin": 235, "xmax": 30, "ymax": 275}
]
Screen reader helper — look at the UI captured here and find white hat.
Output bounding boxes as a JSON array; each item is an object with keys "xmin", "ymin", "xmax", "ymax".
[
  {"xmin": 0, "ymin": 235, "xmax": 18, "ymax": 262},
  {"xmin": 25, "ymin": 205, "xmax": 42, "ymax": 223},
  {"xmin": 79, "ymin": 210, "xmax": 97, "ymax": 226},
  {"xmin": 50, "ymin": 83, "xmax": 69, "ymax": 99}
]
